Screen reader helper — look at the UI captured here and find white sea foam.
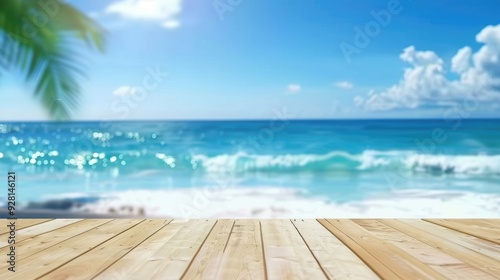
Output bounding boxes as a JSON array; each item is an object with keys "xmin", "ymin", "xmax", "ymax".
[
  {"xmin": 405, "ymin": 154, "xmax": 500, "ymax": 175},
  {"xmin": 46, "ymin": 186, "xmax": 500, "ymax": 218},
  {"xmin": 191, "ymin": 151, "xmax": 500, "ymax": 175}
]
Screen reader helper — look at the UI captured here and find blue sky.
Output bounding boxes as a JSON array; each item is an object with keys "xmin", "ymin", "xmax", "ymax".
[{"xmin": 2, "ymin": 0, "xmax": 500, "ymax": 120}]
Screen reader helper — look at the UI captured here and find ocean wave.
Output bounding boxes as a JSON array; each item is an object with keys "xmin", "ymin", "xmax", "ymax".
[
  {"xmin": 191, "ymin": 151, "xmax": 500, "ymax": 176},
  {"xmin": 25, "ymin": 187, "xmax": 500, "ymax": 218},
  {"xmin": 3, "ymin": 148, "xmax": 500, "ymax": 176}
]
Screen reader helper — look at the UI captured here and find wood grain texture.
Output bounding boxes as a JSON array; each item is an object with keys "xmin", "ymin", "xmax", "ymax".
[
  {"xmin": 424, "ymin": 219, "xmax": 500, "ymax": 244},
  {"xmin": 0, "ymin": 219, "xmax": 144, "ymax": 280},
  {"xmin": 1, "ymin": 219, "xmax": 499, "ymax": 280},
  {"xmin": 382, "ymin": 219, "xmax": 500, "ymax": 278},
  {"xmin": 181, "ymin": 219, "xmax": 234, "ymax": 280},
  {"xmin": 458, "ymin": 219, "xmax": 500, "ymax": 230},
  {"xmin": 0, "ymin": 219, "xmax": 52, "ymax": 234},
  {"xmin": 261, "ymin": 219, "xmax": 327, "ymax": 280},
  {"xmin": 215, "ymin": 219, "xmax": 265, "ymax": 280},
  {"xmin": 326, "ymin": 219, "xmax": 447, "ymax": 280},
  {"xmin": 131, "ymin": 219, "xmax": 217, "ymax": 280},
  {"xmin": 355, "ymin": 219, "xmax": 496, "ymax": 280},
  {"xmin": 293, "ymin": 219, "xmax": 379, "ymax": 280},
  {"xmin": 402, "ymin": 219, "xmax": 500, "ymax": 261},
  {"xmin": 95, "ymin": 219, "xmax": 188, "ymax": 280},
  {"xmin": 41, "ymin": 219, "xmax": 170, "ymax": 280},
  {"xmin": 15, "ymin": 219, "xmax": 112, "ymax": 257},
  {"xmin": 0, "ymin": 219, "xmax": 81, "ymax": 248},
  {"xmin": 318, "ymin": 219, "xmax": 400, "ymax": 280}
]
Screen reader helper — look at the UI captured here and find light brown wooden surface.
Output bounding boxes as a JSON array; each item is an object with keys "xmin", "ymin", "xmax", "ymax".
[
  {"xmin": 327, "ymin": 219, "xmax": 447, "ymax": 280},
  {"xmin": 181, "ymin": 219, "xmax": 235, "ymax": 280},
  {"xmin": 95, "ymin": 219, "xmax": 188, "ymax": 280},
  {"xmin": 261, "ymin": 219, "xmax": 327, "ymax": 280},
  {"xmin": 1, "ymin": 219, "xmax": 499, "ymax": 280},
  {"xmin": 354, "ymin": 219, "xmax": 496, "ymax": 280},
  {"xmin": 424, "ymin": 219, "xmax": 500, "ymax": 245},
  {"xmin": 381, "ymin": 219, "xmax": 500, "ymax": 278},
  {"xmin": 0, "ymin": 219, "xmax": 144, "ymax": 280},
  {"xmin": 131, "ymin": 219, "xmax": 217, "ymax": 279},
  {"xmin": 0, "ymin": 219, "xmax": 82, "ymax": 247},
  {"xmin": 12, "ymin": 219, "xmax": 112, "ymax": 257},
  {"xmin": 0, "ymin": 219, "xmax": 52, "ymax": 234},
  {"xmin": 318, "ymin": 219, "xmax": 400, "ymax": 279},
  {"xmin": 216, "ymin": 219, "xmax": 265, "ymax": 280},
  {"xmin": 43, "ymin": 219, "xmax": 171, "ymax": 280},
  {"xmin": 293, "ymin": 219, "xmax": 380, "ymax": 279}
]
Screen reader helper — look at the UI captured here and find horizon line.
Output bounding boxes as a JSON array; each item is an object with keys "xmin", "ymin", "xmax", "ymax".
[{"xmin": 1, "ymin": 117, "xmax": 500, "ymax": 123}]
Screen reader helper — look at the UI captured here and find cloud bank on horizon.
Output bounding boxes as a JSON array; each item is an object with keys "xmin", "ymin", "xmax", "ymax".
[{"xmin": 355, "ymin": 24, "xmax": 500, "ymax": 112}]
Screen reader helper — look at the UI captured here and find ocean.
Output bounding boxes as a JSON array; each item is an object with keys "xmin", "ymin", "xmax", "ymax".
[{"xmin": 0, "ymin": 119, "xmax": 499, "ymax": 217}]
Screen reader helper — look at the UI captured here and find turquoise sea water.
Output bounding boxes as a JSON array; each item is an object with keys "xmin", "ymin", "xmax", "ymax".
[{"xmin": 0, "ymin": 119, "xmax": 499, "ymax": 217}]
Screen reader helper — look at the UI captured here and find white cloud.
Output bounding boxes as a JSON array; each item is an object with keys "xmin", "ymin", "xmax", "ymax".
[
  {"xmin": 287, "ymin": 84, "xmax": 301, "ymax": 93},
  {"xmin": 451, "ymin": 46, "xmax": 472, "ymax": 74},
  {"xmin": 113, "ymin": 86, "xmax": 137, "ymax": 96},
  {"xmin": 105, "ymin": 0, "xmax": 182, "ymax": 29},
  {"xmin": 335, "ymin": 81, "xmax": 353, "ymax": 89},
  {"xmin": 355, "ymin": 24, "xmax": 500, "ymax": 111},
  {"xmin": 162, "ymin": 20, "xmax": 180, "ymax": 29}
]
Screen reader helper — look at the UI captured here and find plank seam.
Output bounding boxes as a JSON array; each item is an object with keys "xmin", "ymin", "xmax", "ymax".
[
  {"xmin": 92, "ymin": 219, "xmax": 174, "ymax": 280},
  {"xmin": 17, "ymin": 219, "xmax": 115, "ymax": 256},
  {"xmin": 319, "ymin": 219, "xmax": 400, "ymax": 280},
  {"xmin": 345, "ymin": 219, "xmax": 448, "ymax": 280},
  {"xmin": 326, "ymin": 219, "xmax": 395, "ymax": 278},
  {"xmin": 4, "ymin": 219, "xmax": 54, "ymax": 233},
  {"xmin": 222, "ymin": 220, "xmax": 236, "ymax": 253},
  {"xmin": 0, "ymin": 219, "xmax": 83, "ymax": 249},
  {"xmin": 423, "ymin": 219, "xmax": 500, "ymax": 245},
  {"xmin": 33, "ymin": 219, "xmax": 147, "ymax": 280},
  {"xmin": 259, "ymin": 220, "xmax": 269, "ymax": 280},
  {"xmin": 381, "ymin": 219, "xmax": 500, "ymax": 279},
  {"xmin": 205, "ymin": 219, "xmax": 235, "ymax": 279},
  {"xmin": 179, "ymin": 219, "xmax": 219, "ymax": 280},
  {"xmin": 290, "ymin": 219, "xmax": 330, "ymax": 280}
]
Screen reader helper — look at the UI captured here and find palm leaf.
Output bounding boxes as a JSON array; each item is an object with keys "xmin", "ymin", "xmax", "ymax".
[{"xmin": 0, "ymin": 0, "xmax": 105, "ymax": 120}]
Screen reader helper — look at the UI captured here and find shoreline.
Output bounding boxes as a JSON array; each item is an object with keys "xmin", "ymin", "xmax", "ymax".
[
  {"xmin": 2, "ymin": 187, "xmax": 499, "ymax": 219},
  {"xmin": 0, "ymin": 209, "xmax": 137, "ymax": 219}
]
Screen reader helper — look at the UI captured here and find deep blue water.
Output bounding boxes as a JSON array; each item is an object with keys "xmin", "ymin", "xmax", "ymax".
[{"xmin": 0, "ymin": 119, "xmax": 499, "ymax": 215}]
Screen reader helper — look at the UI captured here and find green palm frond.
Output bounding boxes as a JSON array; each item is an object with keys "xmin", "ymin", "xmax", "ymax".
[{"xmin": 0, "ymin": 0, "xmax": 105, "ymax": 120}]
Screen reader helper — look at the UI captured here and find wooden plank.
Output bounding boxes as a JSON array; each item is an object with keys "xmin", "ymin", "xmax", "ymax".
[
  {"xmin": 1, "ymin": 218, "xmax": 498, "ymax": 280},
  {"xmin": 424, "ymin": 219, "xmax": 500, "ymax": 244},
  {"xmin": 181, "ymin": 220, "xmax": 234, "ymax": 280},
  {"xmin": 326, "ymin": 219, "xmax": 447, "ymax": 280},
  {"xmin": 95, "ymin": 220, "xmax": 188, "ymax": 280},
  {"xmin": 40, "ymin": 219, "xmax": 171, "ymax": 280},
  {"xmin": 355, "ymin": 220, "xmax": 496, "ymax": 280},
  {"xmin": 403, "ymin": 219, "xmax": 500, "ymax": 262},
  {"xmin": 131, "ymin": 219, "xmax": 217, "ymax": 279},
  {"xmin": 381, "ymin": 219, "xmax": 500, "ymax": 278},
  {"xmin": 215, "ymin": 220, "xmax": 266, "ymax": 280},
  {"xmin": 15, "ymin": 219, "xmax": 112, "ymax": 257},
  {"xmin": 0, "ymin": 219, "xmax": 145, "ymax": 280},
  {"xmin": 261, "ymin": 219, "xmax": 327, "ymax": 280},
  {"xmin": 318, "ymin": 219, "xmax": 398, "ymax": 279},
  {"xmin": 452, "ymin": 219, "xmax": 500, "ymax": 230},
  {"xmin": 293, "ymin": 219, "xmax": 379, "ymax": 279},
  {"xmin": 0, "ymin": 219, "xmax": 52, "ymax": 234},
  {"xmin": 0, "ymin": 219, "xmax": 82, "ymax": 248}
]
